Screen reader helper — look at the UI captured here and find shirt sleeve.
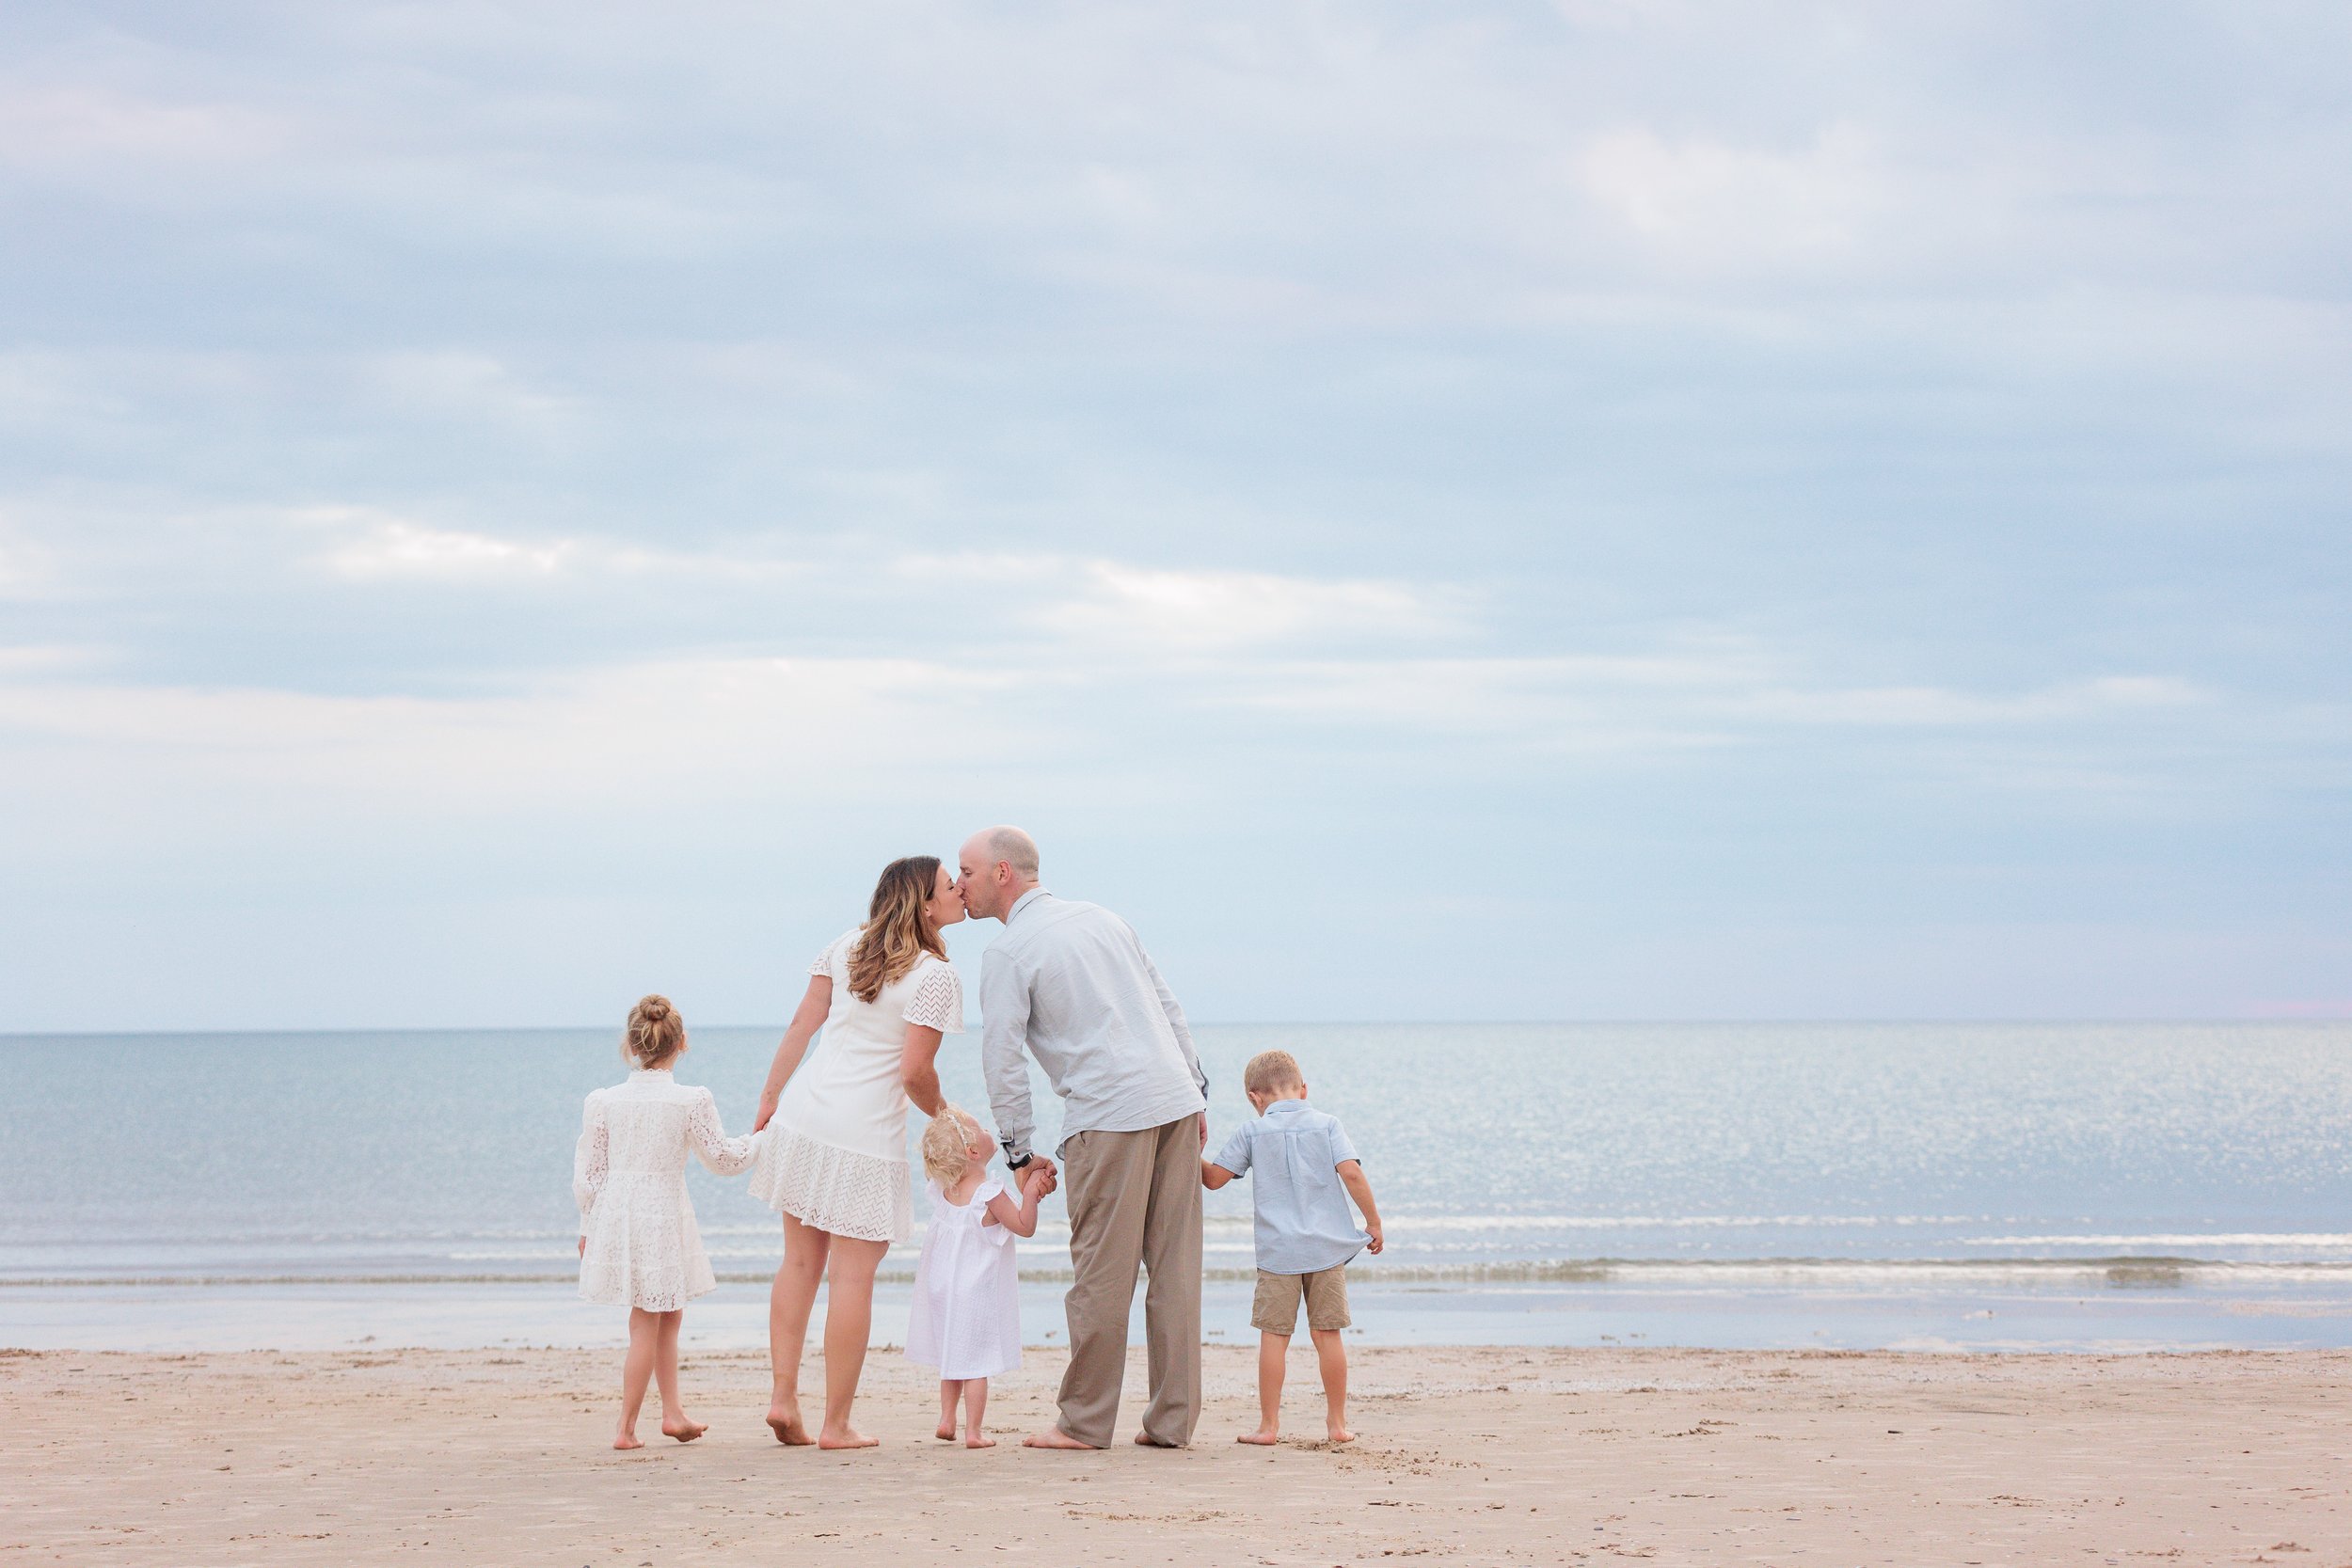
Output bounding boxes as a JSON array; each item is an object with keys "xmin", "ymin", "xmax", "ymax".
[
  {"xmin": 901, "ymin": 961, "xmax": 965, "ymax": 1034},
  {"xmin": 809, "ymin": 933, "xmax": 843, "ymax": 978},
  {"xmin": 572, "ymin": 1093, "xmax": 609, "ymax": 1230},
  {"xmin": 1212, "ymin": 1123, "xmax": 1252, "ymax": 1176},
  {"xmin": 980, "ymin": 946, "xmax": 1037, "ymax": 1163},
  {"xmin": 1327, "ymin": 1117, "xmax": 1359, "ymax": 1168},
  {"xmin": 687, "ymin": 1087, "xmax": 761, "ymax": 1177}
]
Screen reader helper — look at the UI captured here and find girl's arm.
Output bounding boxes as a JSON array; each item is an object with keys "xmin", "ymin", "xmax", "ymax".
[
  {"xmin": 981, "ymin": 1170, "xmax": 1048, "ymax": 1238},
  {"xmin": 688, "ymin": 1088, "xmax": 760, "ymax": 1176},
  {"xmin": 755, "ymin": 975, "xmax": 833, "ymax": 1132},
  {"xmin": 899, "ymin": 1023, "xmax": 946, "ymax": 1117},
  {"xmin": 1337, "ymin": 1159, "xmax": 1383, "ymax": 1254},
  {"xmin": 573, "ymin": 1096, "xmax": 609, "ymax": 1227}
]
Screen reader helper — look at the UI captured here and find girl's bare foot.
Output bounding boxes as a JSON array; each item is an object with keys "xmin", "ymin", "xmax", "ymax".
[
  {"xmin": 612, "ymin": 1431, "xmax": 644, "ymax": 1450},
  {"xmin": 765, "ymin": 1403, "xmax": 814, "ymax": 1446},
  {"xmin": 1325, "ymin": 1426, "xmax": 1357, "ymax": 1445},
  {"xmin": 660, "ymin": 1416, "xmax": 707, "ymax": 1442},
  {"xmin": 817, "ymin": 1425, "xmax": 879, "ymax": 1449},
  {"xmin": 1236, "ymin": 1427, "xmax": 1280, "ymax": 1446},
  {"xmin": 963, "ymin": 1433, "xmax": 996, "ymax": 1449}
]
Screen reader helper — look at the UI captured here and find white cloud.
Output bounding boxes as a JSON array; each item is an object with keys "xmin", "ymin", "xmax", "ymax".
[
  {"xmin": 1575, "ymin": 123, "xmax": 1887, "ymax": 271},
  {"xmin": 1037, "ymin": 562, "xmax": 1463, "ymax": 651}
]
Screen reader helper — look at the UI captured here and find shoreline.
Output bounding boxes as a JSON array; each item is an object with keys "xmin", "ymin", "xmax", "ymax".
[{"xmin": 8, "ymin": 1343, "xmax": 2348, "ymax": 1563}]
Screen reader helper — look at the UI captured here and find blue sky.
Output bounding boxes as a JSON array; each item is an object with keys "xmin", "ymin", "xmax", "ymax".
[{"xmin": 3, "ymin": 2, "xmax": 2345, "ymax": 1029}]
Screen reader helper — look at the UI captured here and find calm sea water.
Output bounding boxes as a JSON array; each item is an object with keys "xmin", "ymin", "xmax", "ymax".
[{"xmin": 6, "ymin": 1022, "xmax": 2351, "ymax": 1351}]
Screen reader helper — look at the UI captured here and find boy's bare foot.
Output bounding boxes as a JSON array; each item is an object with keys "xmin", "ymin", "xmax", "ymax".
[
  {"xmin": 1325, "ymin": 1426, "xmax": 1356, "ymax": 1445},
  {"xmin": 1023, "ymin": 1427, "xmax": 1098, "ymax": 1449},
  {"xmin": 817, "ymin": 1426, "xmax": 879, "ymax": 1449},
  {"xmin": 765, "ymin": 1403, "xmax": 814, "ymax": 1446},
  {"xmin": 1235, "ymin": 1428, "xmax": 1280, "ymax": 1446},
  {"xmin": 612, "ymin": 1431, "xmax": 644, "ymax": 1450},
  {"xmin": 934, "ymin": 1421, "xmax": 957, "ymax": 1441},
  {"xmin": 660, "ymin": 1416, "xmax": 706, "ymax": 1442},
  {"xmin": 963, "ymin": 1433, "xmax": 996, "ymax": 1449}
]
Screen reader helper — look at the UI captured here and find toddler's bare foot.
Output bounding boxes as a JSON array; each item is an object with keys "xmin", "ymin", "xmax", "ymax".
[
  {"xmin": 765, "ymin": 1403, "xmax": 814, "ymax": 1446},
  {"xmin": 1235, "ymin": 1427, "xmax": 1280, "ymax": 1446},
  {"xmin": 1325, "ymin": 1425, "xmax": 1356, "ymax": 1445},
  {"xmin": 817, "ymin": 1425, "xmax": 879, "ymax": 1449},
  {"xmin": 660, "ymin": 1416, "xmax": 706, "ymax": 1443},
  {"xmin": 612, "ymin": 1430, "xmax": 644, "ymax": 1450},
  {"xmin": 1023, "ymin": 1427, "xmax": 1098, "ymax": 1449},
  {"xmin": 963, "ymin": 1432, "xmax": 996, "ymax": 1449}
]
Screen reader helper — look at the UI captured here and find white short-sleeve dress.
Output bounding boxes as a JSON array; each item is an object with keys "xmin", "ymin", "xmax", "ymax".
[
  {"xmin": 747, "ymin": 929, "xmax": 964, "ymax": 1243},
  {"xmin": 574, "ymin": 1069, "xmax": 763, "ymax": 1312},
  {"xmin": 905, "ymin": 1178, "xmax": 1024, "ymax": 1380}
]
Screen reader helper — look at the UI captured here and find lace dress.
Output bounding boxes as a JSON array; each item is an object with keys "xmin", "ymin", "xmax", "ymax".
[
  {"xmin": 905, "ymin": 1178, "xmax": 1024, "ymax": 1380},
  {"xmin": 747, "ymin": 931, "xmax": 964, "ymax": 1243},
  {"xmin": 574, "ymin": 1069, "xmax": 762, "ymax": 1312}
]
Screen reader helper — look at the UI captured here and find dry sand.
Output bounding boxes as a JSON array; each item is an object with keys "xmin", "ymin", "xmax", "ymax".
[{"xmin": 9, "ymin": 1342, "xmax": 2351, "ymax": 1564}]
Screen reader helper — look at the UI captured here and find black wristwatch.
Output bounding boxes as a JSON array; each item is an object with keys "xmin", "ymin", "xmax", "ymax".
[{"xmin": 1005, "ymin": 1148, "xmax": 1033, "ymax": 1170}]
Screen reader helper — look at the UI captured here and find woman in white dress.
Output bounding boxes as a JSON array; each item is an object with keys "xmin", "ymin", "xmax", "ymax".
[{"xmin": 748, "ymin": 854, "xmax": 969, "ymax": 1449}]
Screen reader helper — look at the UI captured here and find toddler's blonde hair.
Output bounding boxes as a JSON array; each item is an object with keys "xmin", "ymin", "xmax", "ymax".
[
  {"xmin": 622, "ymin": 994, "xmax": 686, "ymax": 1069},
  {"xmin": 1243, "ymin": 1049, "xmax": 1304, "ymax": 1096},
  {"xmin": 922, "ymin": 1106, "xmax": 984, "ymax": 1186}
]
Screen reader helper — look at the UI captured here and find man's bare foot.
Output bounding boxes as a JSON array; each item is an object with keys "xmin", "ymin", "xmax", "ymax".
[
  {"xmin": 765, "ymin": 1403, "xmax": 814, "ymax": 1446},
  {"xmin": 612, "ymin": 1431, "xmax": 644, "ymax": 1450},
  {"xmin": 1023, "ymin": 1427, "xmax": 1099, "ymax": 1449},
  {"xmin": 1132, "ymin": 1431, "xmax": 1182, "ymax": 1448},
  {"xmin": 963, "ymin": 1433, "xmax": 996, "ymax": 1449},
  {"xmin": 1325, "ymin": 1426, "xmax": 1356, "ymax": 1445},
  {"xmin": 660, "ymin": 1416, "xmax": 706, "ymax": 1442},
  {"xmin": 817, "ymin": 1426, "xmax": 879, "ymax": 1449},
  {"xmin": 1235, "ymin": 1428, "xmax": 1279, "ymax": 1446}
]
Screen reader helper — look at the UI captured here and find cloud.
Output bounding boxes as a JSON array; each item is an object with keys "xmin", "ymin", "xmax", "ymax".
[
  {"xmin": 1036, "ymin": 561, "xmax": 1464, "ymax": 651},
  {"xmin": 1575, "ymin": 123, "xmax": 1887, "ymax": 271}
]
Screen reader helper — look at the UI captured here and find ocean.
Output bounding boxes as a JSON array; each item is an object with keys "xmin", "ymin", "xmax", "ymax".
[{"xmin": 6, "ymin": 1022, "xmax": 2350, "ymax": 1353}]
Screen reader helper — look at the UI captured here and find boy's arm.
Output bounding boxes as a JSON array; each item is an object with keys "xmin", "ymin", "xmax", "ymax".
[
  {"xmin": 1337, "ymin": 1159, "xmax": 1383, "ymax": 1254},
  {"xmin": 1200, "ymin": 1160, "xmax": 1238, "ymax": 1190}
]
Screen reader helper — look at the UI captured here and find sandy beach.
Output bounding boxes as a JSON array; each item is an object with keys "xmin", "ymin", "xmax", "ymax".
[{"xmin": 10, "ymin": 1342, "xmax": 2350, "ymax": 1564}]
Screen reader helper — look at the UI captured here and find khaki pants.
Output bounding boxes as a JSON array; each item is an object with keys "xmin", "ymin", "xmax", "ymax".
[{"xmin": 1056, "ymin": 1114, "xmax": 1204, "ymax": 1447}]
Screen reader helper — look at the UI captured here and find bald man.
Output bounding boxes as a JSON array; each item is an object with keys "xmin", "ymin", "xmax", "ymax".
[{"xmin": 957, "ymin": 826, "xmax": 1208, "ymax": 1449}]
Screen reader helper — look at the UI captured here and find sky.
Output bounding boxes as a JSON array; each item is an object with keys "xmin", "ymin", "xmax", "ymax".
[{"xmin": 3, "ymin": 1, "xmax": 2346, "ymax": 1030}]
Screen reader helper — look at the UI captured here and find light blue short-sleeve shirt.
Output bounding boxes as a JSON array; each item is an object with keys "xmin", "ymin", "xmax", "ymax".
[{"xmin": 1212, "ymin": 1099, "xmax": 1366, "ymax": 1275}]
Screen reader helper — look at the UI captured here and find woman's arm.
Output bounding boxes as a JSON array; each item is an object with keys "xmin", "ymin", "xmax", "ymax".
[
  {"xmin": 755, "ymin": 975, "xmax": 833, "ymax": 1132},
  {"xmin": 899, "ymin": 1022, "xmax": 946, "ymax": 1117},
  {"xmin": 982, "ymin": 1169, "xmax": 1048, "ymax": 1238}
]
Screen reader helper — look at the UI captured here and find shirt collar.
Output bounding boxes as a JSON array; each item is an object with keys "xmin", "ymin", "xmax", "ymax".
[
  {"xmin": 1263, "ymin": 1099, "xmax": 1310, "ymax": 1115},
  {"xmin": 628, "ymin": 1069, "xmax": 673, "ymax": 1081},
  {"xmin": 1006, "ymin": 886, "xmax": 1051, "ymax": 924}
]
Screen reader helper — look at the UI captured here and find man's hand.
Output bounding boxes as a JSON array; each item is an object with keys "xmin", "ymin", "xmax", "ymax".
[
  {"xmin": 1025, "ymin": 1153, "xmax": 1057, "ymax": 1188},
  {"xmin": 1198, "ymin": 1113, "xmax": 1208, "ymax": 1150}
]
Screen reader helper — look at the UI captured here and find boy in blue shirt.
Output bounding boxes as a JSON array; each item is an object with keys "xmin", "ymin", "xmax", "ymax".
[{"xmin": 1201, "ymin": 1049, "xmax": 1384, "ymax": 1445}]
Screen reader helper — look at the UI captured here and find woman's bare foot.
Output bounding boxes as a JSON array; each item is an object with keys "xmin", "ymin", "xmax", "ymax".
[
  {"xmin": 612, "ymin": 1430, "xmax": 644, "ymax": 1450},
  {"xmin": 660, "ymin": 1416, "xmax": 707, "ymax": 1443},
  {"xmin": 765, "ymin": 1403, "xmax": 815, "ymax": 1446},
  {"xmin": 1235, "ymin": 1427, "xmax": 1280, "ymax": 1446},
  {"xmin": 1023, "ymin": 1427, "xmax": 1099, "ymax": 1449},
  {"xmin": 963, "ymin": 1433, "xmax": 996, "ymax": 1449},
  {"xmin": 1325, "ymin": 1426, "xmax": 1357, "ymax": 1445},
  {"xmin": 817, "ymin": 1425, "xmax": 880, "ymax": 1449}
]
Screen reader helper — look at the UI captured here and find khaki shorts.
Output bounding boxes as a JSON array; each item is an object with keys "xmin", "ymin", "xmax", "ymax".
[{"xmin": 1251, "ymin": 1266, "xmax": 1350, "ymax": 1334}]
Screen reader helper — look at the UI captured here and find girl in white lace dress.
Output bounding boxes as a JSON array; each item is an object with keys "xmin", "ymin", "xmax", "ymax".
[
  {"xmin": 750, "ymin": 854, "xmax": 968, "ymax": 1449},
  {"xmin": 908, "ymin": 1106, "xmax": 1047, "ymax": 1447},
  {"xmin": 574, "ymin": 993, "xmax": 762, "ymax": 1449}
]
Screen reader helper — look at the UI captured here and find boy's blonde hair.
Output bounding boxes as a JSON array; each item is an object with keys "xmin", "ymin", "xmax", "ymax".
[
  {"xmin": 1243, "ymin": 1049, "xmax": 1304, "ymax": 1096},
  {"xmin": 921, "ymin": 1106, "xmax": 984, "ymax": 1186},
  {"xmin": 622, "ymin": 994, "xmax": 686, "ymax": 1069}
]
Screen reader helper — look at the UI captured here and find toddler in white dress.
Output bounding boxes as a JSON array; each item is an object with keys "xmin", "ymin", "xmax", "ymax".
[
  {"xmin": 906, "ymin": 1106, "xmax": 1048, "ymax": 1447},
  {"xmin": 574, "ymin": 994, "xmax": 762, "ymax": 1449}
]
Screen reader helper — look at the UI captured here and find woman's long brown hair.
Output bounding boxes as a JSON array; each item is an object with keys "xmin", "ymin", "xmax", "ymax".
[{"xmin": 847, "ymin": 855, "xmax": 946, "ymax": 1003}]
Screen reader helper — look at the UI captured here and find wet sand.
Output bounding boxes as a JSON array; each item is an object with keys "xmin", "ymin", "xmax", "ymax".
[{"xmin": 9, "ymin": 1343, "xmax": 2351, "ymax": 1563}]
